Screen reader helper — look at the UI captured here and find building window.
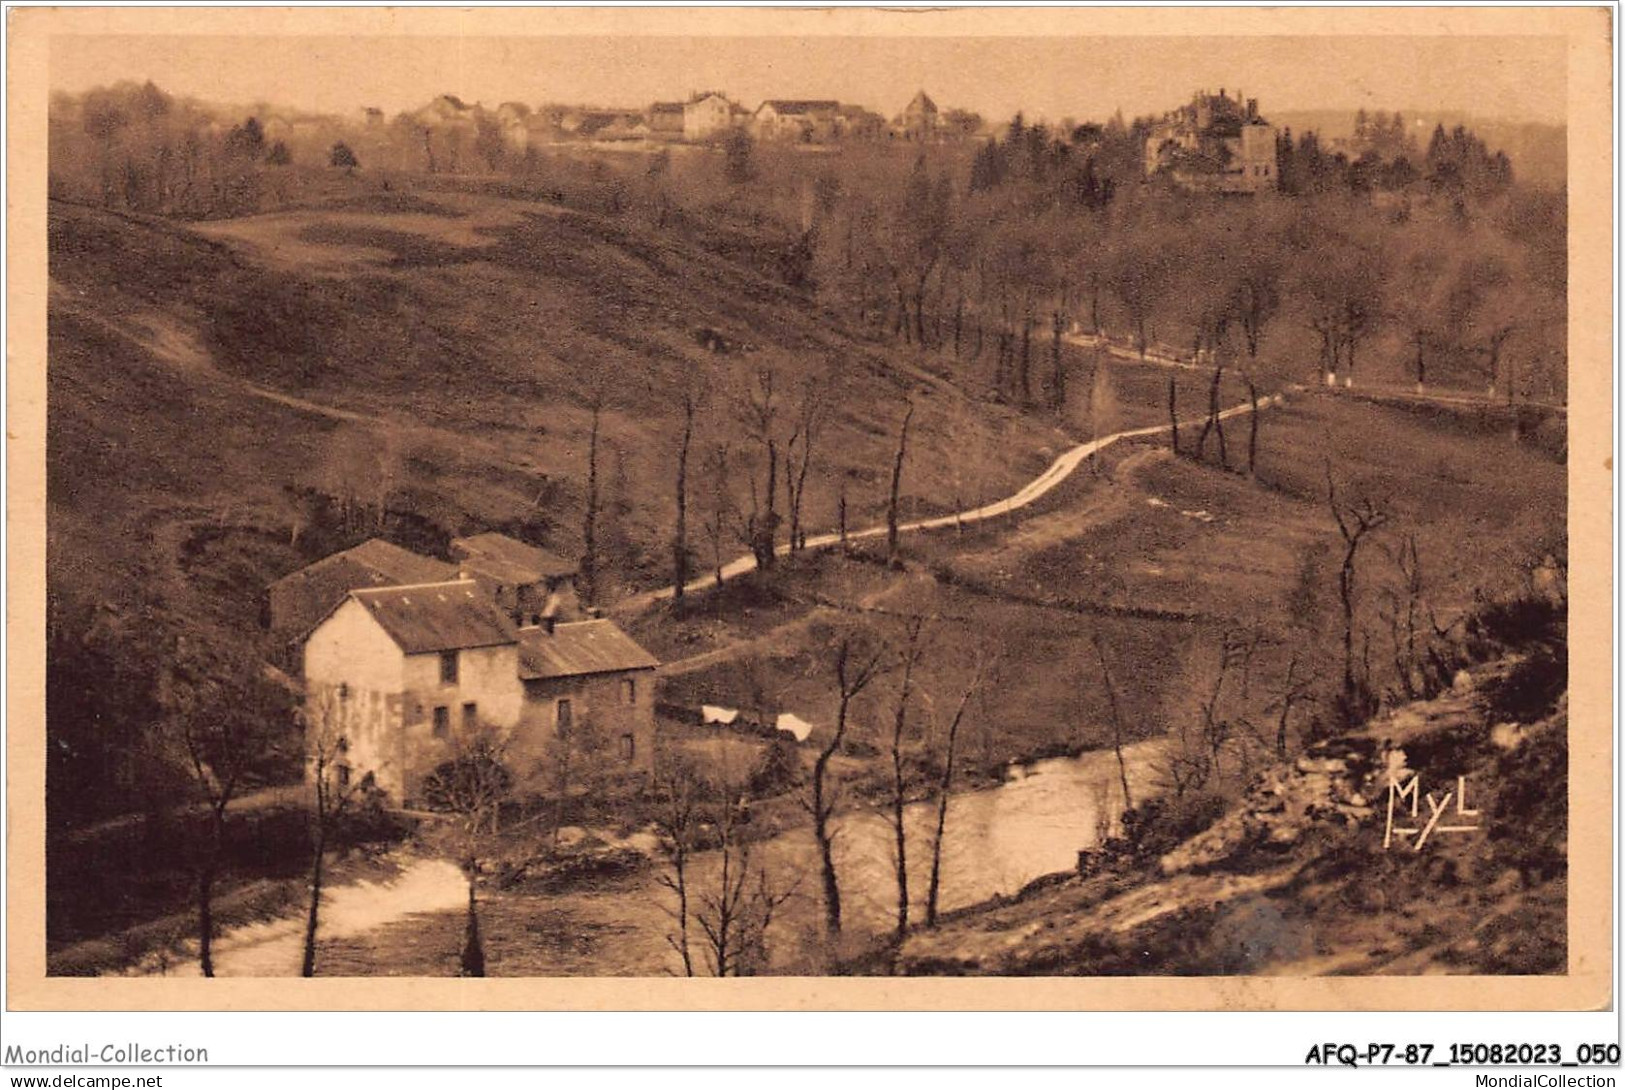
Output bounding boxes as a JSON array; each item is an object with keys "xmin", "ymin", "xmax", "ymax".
[
  {"xmin": 462, "ymin": 702, "xmax": 478, "ymax": 729},
  {"xmin": 622, "ymin": 677, "xmax": 636, "ymax": 704},
  {"xmin": 620, "ymin": 733, "xmax": 635, "ymax": 762},
  {"xmin": 433, "ymin": 706, "xmax": 450, "ymax": 737},
  {"xmin": 439, "ymin": 651, "xmax": 459, "ymax": 685},
  {"xmin": 556, "ymin": 698, "xmax": 573, "ymax": 736}
]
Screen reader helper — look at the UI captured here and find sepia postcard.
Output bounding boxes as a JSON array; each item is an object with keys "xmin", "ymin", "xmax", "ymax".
[{"xmin": 5, "ymin": 5, "xmax": 1613, "ymax": 1013}]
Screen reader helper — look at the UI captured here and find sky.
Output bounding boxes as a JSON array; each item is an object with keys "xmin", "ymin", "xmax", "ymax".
[{"xmin": 49, "ymin": 32, "xmax": 1568, "ymax": 126}]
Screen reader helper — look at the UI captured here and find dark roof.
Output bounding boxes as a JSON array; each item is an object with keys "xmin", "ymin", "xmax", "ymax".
[
  {"xmin": 761, "ymin": 99, "xmax": 840, "ymax": 115},
  {"xmin": 271, "ymin": 539, "xmax": 456, "ymax": 594},
  {"xmin": 650, "ymin": 101, "xmax": 686, "ymax": 114},
  {"xmin": 518, "ymin": 620, "xmax": 659, "ymax": 680},
  {"xmin": 906, "ymin": 90, "xmax": 938, "ymax": 115},
  {"xmin": 452, "ymin": 532, "xmax": 577, "ymax": 583},
  {"xmin": 572, "ymin": 112, "xmax": 633, "ymax": 136},
  {"xmin": 352, "ymin": 581, "xmax": 518, "ymax": 654}
]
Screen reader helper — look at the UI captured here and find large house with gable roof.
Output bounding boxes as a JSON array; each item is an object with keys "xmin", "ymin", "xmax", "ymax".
[
  {"xmin": 266, "ymin": 538, "xmax": 457, "ymax": 643},
  {"xmin": 301, "ymin": 578, "xmax": 658, "ymax": 804}
]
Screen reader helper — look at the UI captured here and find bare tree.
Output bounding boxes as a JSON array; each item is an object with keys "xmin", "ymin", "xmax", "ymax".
[
  {"xmin": 885, "ymin": 400, "xmax": 915, "ymax": 566},
  {"xmin": 1092, "ymin": 633, "xmax": 1133, "ymax": 814},
  {"xmin": 1242, "ymin": 370, "xmax": 1262, "ymax": 475},
  {"xmin": 806, "ymin": 634, "xmax": 884, "ymax": 938},
  {"xmin": 925, "ymin": 654, "xmax": 985, "ymax": 927},
  {"xmin": 1088, "ymin": 355, "xmax": 1121, "ymax": 468},
  {"xmin": 320, "ymin": 426, "xmax": 398, "ymax": 536},
  {"xmin": 784, "ymin": 378, "xmax": 826, "ymax": 555},
  {"xmin": 694, "ymin": 782, "xmax": 798, "ymax": 976},
  {"xmin": 888, "ymin": 616, "xmax": 926, "ymax": 940},
  {"xmin": 837, "ymin": 484, "xmax": 849, "ymax": 552},
  {"xmin": 702, "ymin": 443, "xmax": 734, "ymax": 589},
  {"xmin": 653, "ymin": 761, "xmax": 702, "ymax": 976},
  {"xmin": 580, "ymin": 396, "xmax": 603, "ymax": 608},
  {"xmin": 1271, "ymin": 650, "xmax": 1316, "ymax": 758},
  {"xmin": 157, "ymin": 637, "xmax": 291, "ymax": 978},
  {"xmin": 421, "ymin": 725, "xmax": 513, "ymax": 977},
  {"xmin": 1048, "ymin": 311, "xmax": 1067, "ymax": 411},
  {"xmin": 742, "ymin": 365, "xmax": 782, "ymax": 572},
  {"xmin": 1195, "ymin": 362, "xmax": 1229, "ymax": 470},
  {"xmin": 672, "ymin": 385, "xmax": 697, "ymax": 603},
  {"xmin": 1326, "ymin": 463, "xmax": 1392, "ymax": 718},
  {"xmin": 1377, "ymin": 532, "xmax": 1458, "ymax": 701},
  {"xmin": 1234, "ymin": 249, "xmax": 1283, "ymax": 365},
  {"xmin": 1167, "ymin": 375, "xmax": 1180, "ymax": 456},
  {"xmin": 299, "ymin": 684, "xmax": 367, "ymax": 977}
]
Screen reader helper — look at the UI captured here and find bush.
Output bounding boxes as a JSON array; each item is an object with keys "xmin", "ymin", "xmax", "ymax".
[
  {"xmin": 1483, "ymin": 645, "xmax": 1566, "ymax": 722},
  {"xmin": 333, "ymin": 779, "xmax": 410, "ymax": 849},
  {"xmin": 748, "ymin": 737, "xmax": 801, "ymax": 799},
  {"xmin": 1468, "ymin": 591, "xmax": 1565, "ymax": 655},
  {"xmin": 1119, "ymin": 791, "xmax": 1227, "ymax": 861}
]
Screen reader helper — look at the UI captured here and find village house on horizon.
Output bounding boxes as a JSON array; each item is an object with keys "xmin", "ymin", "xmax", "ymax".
[
  {"xmin": 752, "ymin": 98, "xmax": 843, "ymax": 143},
  {"xmin": 892, "ymin": 89, "xmax": 940, "ymax": 142},
  {"xmin": 378, "ymin": 86, "xmax": 972, "ymax": 153}
]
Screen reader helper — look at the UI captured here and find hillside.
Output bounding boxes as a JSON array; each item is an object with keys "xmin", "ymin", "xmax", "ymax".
[
  {"xmin": 628, "ymin": 386, "xmax": 1565, "ymax": 820},
  {"xmin": 46, "ymin": 186, "xmax": 1083, "ymax": 826},
  {"xmin": 46, "ymin": 191, "xmax": 1072, "ymax": 625},
  {"xmin": 897, "ymin": 601, "xmax": 1569, "ymax": 976}
]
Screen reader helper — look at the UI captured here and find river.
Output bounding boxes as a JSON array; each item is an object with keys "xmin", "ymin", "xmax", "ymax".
[{"xmin": 139, "ymin": 738, "xmax": 1164, "ymax": 976}]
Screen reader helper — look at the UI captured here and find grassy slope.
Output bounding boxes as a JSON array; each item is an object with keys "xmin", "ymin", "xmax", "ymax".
[
  {"xmin": 47, "ymin": 189, "xmax": 1072, "ymax": 628},
  {"xmin": 896, "ymin": 658, "xmax": 1568, "ymax": 976},
  {"xmin": 632, "ymin": 390, "xmax": 1565, "ymax": 793}
]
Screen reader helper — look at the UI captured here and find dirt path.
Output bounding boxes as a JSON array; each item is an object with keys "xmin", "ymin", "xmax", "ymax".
[
  {"xmin": 1062, "ymin": 331, "xmax": 1203, "ymax": 371},
  {"xmin": 656, "ymin": 606, "xmax": 837, "ymax": 679},
  {"xmin": 617, "ymin": 392, "xmax": 1283, "ymax": 616},
  {"xmin": 655, "ymin": 570, "xmax": 916, "ymax": 679},
  {"xmin": 52, "ymin": 280, "xmax": 381, "ymax": 426},
  {"xmin": 1324, "ymin": 381, "xmax": 1568, "ymax": 415},
  {"xmin": 128, "ymin": 857, "xmax": 467, "ymax": 978},
  {"xmin": 1069, "ymin": 329, "xmax": 1567, "ymax": 416}
]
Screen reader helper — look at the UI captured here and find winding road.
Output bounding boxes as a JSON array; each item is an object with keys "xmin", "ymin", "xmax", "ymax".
[{"xmin": 617, "ymin": 392, "xmax": 1284, "ymax": 616}]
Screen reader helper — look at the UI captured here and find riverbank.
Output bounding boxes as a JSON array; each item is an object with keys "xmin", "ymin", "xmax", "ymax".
[
  {"xmin": 104, "ymin": 737, "xmax": 1161, "ymax": 977},
  {"xmin": 50, "ymin": 847, "xmax": 403, "ymax": 977},
  {"xmin": 894, "ymin": 647, "xmax": 1568, "ymax": 976}
]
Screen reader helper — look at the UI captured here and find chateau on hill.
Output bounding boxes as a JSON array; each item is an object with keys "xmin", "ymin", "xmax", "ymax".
[{"xmin": 1144, "ymin": 88, "xmax": 1278, "ymax": 193}]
